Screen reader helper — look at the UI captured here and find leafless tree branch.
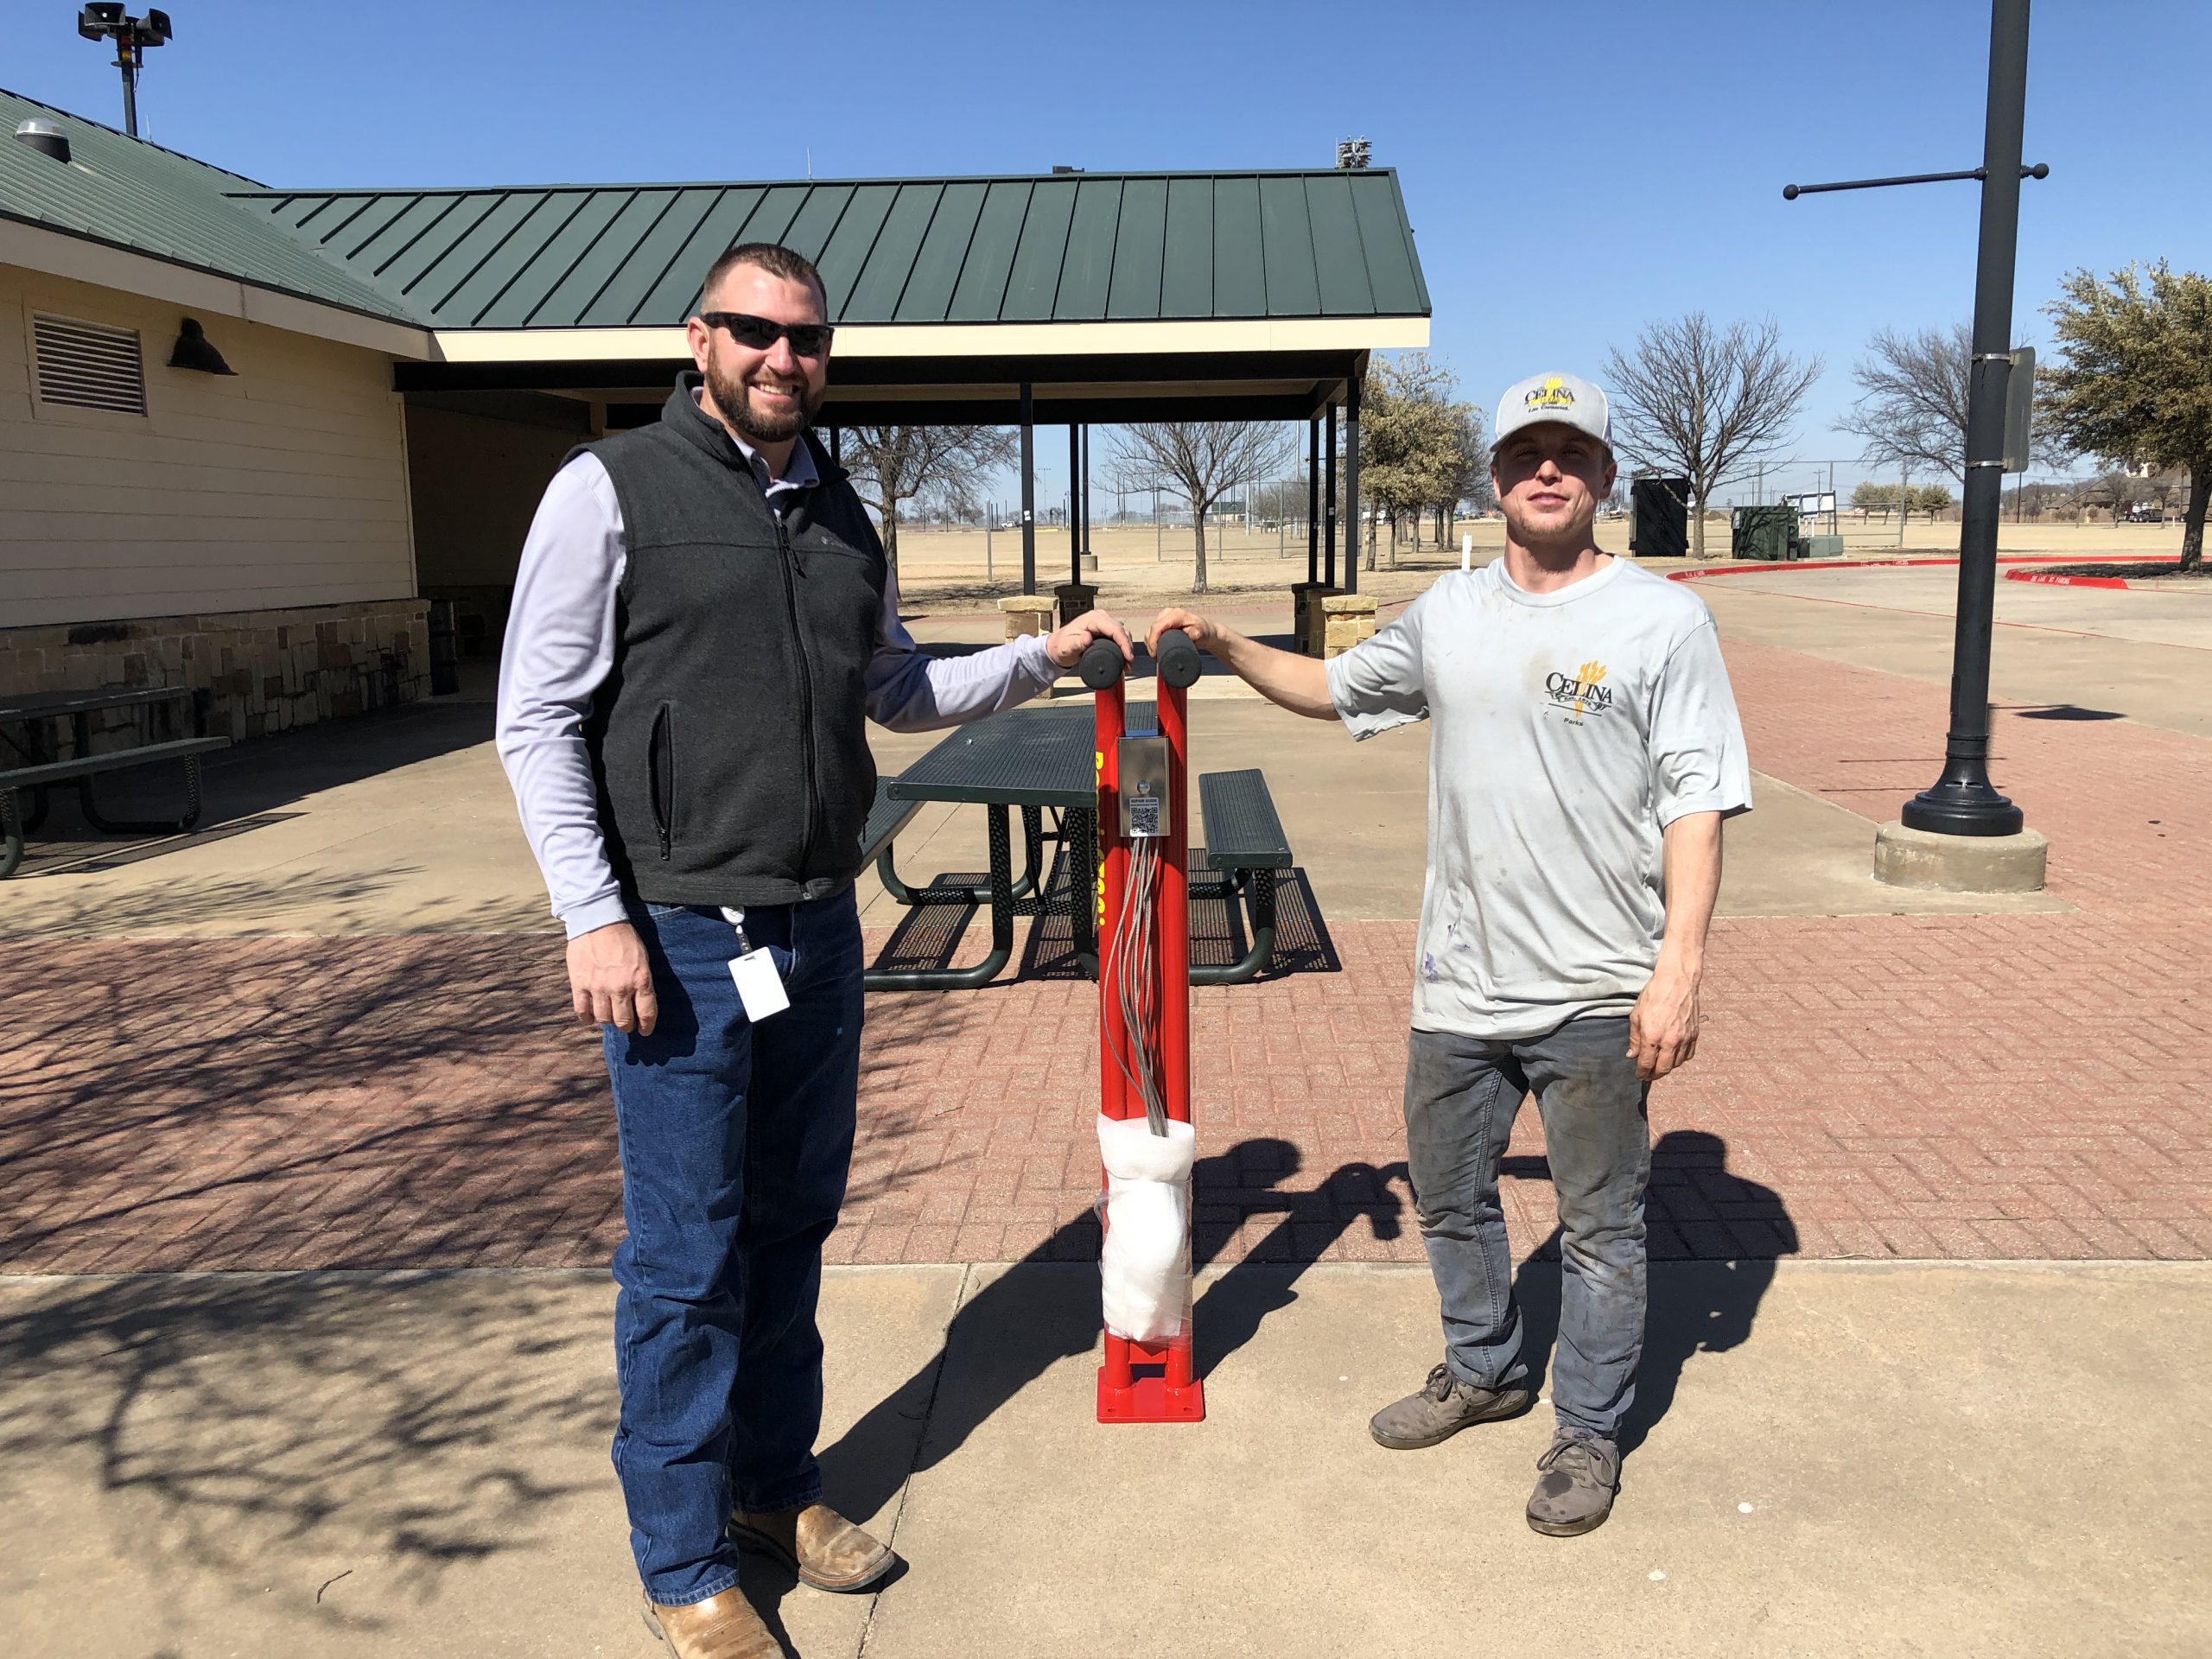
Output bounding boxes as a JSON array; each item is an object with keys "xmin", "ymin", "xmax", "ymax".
[
  {"xmin": 838, "ymin": 424, "xmax": 1019, "ymax": 570},
  {"xmin": 1107, "ymin": 422, "xmax": 1294, "ymax": 592},
  {"xmin": 1604, "ymin": 314, "xmax": 1821, "ymax": 558}
]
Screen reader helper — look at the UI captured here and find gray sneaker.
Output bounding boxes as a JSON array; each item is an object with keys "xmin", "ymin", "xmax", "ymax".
[
  {"xmin": 1369, "ymin": 1362, "xmax": 1535, "ymax": 1450},
  {"xmin": 1526, "ymin": 1433, "xmax": 1621, "ymax": 1536}
]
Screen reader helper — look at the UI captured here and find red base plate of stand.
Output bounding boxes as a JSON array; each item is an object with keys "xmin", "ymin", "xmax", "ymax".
[
  {"xmin": 1096, "ymin": 1367, "xmax": 1205, "ymax": 1423},
  {"xmin": 1096, "ymin": 1336, "xmax": 1205, "ymax": 1422}
]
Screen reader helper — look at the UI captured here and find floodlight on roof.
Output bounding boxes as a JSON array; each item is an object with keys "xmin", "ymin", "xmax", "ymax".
[{"xmin": 75, "ymin": 5, "xmax": 173, "ymax": 137}]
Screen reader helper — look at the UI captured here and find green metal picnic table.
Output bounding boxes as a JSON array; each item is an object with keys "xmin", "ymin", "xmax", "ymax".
[
  {"xmin": 863, "ymin": 700, "xmax": 1295, "ymax": 990},
  {"xmin": 0, "ymin": 685, "xmax": 229, "ymax": 878},
  {"xmin": 864, "ymin": 705, "xmax": 1111, "ymax": 990}
]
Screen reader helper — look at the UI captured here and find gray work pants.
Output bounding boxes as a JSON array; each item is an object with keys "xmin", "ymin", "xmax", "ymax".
[{"xmin": 1402, "ymin": 1016, "xmax": 1651, "ymax": 1442}]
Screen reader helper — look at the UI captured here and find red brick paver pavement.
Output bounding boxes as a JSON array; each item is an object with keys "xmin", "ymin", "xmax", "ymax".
[{"xmin": 3, "ymin": 640, "xmax": 2207, "ymax": 1273}]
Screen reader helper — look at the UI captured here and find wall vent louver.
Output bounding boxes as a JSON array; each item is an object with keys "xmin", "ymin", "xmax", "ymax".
[{"xmin": 33, "ymin": 315, "xmax": 148, "ymax": 415}]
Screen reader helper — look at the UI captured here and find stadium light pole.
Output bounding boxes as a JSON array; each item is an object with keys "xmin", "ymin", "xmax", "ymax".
[{"xmin": 1784, "ymin": 0, "xmax": 2048, "ymax": 837}]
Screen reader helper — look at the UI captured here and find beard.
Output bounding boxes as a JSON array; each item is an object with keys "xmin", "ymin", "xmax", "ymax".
[{"xmin": 704, "ymin": 356, "xmax": 819, "ymax": 446}]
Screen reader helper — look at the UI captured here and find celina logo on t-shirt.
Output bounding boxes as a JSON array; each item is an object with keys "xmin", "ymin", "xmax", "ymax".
[{"xmin": 1544, "ymin": 659, "xmax": 1611, "ymax": 722}]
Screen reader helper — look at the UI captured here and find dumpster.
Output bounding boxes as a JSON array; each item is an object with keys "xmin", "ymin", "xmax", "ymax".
[{"xmin": 1629, "ymin": 476, "xmax": 1690, "ymax": 558}]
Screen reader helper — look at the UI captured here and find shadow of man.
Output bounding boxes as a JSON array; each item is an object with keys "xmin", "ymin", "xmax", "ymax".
[
  {"xmin": 813, "ymin": 1138, "xmax": 1406, "ymax": 1530},
  {"xmin": 1504, "ymin": 1128, "xmax": 1796, "ymax": 1460}
]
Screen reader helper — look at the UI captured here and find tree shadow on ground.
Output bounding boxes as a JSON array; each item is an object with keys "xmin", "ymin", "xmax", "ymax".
[
  {"xmin": 1504, "ymin": 1129, "xmax": 1797, "ymax": 1459},
  {"xmin": 0, "ymin": 925, "xmax": 976, "ymax": 1274},
  {"xmin": 0, "ymin": 1269, "xmax": 614, "ymax": 1645},
  {"xmin": 817, "ymin": 1138, "xmax": 1408, "ymax": 1526}
]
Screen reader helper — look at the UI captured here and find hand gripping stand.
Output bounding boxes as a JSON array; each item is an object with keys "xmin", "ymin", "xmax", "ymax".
[{"xmin": 1079, "ymin": 629, "xmax": 1205, "ymax": 1424}]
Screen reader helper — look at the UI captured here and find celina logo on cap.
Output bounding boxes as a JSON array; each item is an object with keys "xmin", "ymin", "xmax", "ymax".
[{"xmin": 1525, "ymin": 375, "xmax": 1577, "ymax": 412}]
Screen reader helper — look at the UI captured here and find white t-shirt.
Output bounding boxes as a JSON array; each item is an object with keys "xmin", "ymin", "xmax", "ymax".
[{"xmin": 1326, "ymin": 556, "xmax": 1751, "ymax": 1040}]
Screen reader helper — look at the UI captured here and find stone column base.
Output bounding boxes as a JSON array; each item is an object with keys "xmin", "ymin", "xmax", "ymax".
[
  {"xmin": 1052, "ymin": 582, "xmax": 1098, "ymax": 626},
  {"xmin": 999, "ymin": 594, "xmax": 1056, "ymax": 640},
  {"xmin": 1319, "ymin": 593, "xmax": 1378, "ymax": 659},
  {"xmin": 1290, "ymin": 582, "xmax": 1334, "ymax": 657},
  {"xmin": 1873, "ymin": 822, "xmax": 2050, "ymax": 892}
]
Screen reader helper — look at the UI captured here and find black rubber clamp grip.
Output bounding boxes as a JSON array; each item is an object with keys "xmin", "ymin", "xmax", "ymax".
[
  {"xmin": 1078, "ymin": 638, "xmax": 1127, "ymax": 689},
  {"xmin": 1155, "ymin": 627, "xmax": 1203, "ymax": 689}
]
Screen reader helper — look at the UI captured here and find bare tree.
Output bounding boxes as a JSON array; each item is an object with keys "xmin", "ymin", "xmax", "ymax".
[
  {"xmin": 1604, "ymin": 314, "xmax": 1821, "ymax": 559},
  {"xmin": 1108, "ymin": 423, "xmax": 1294, "ymax": 592},
  {"xmin": 1251, "ymin": 474, "xmax": 1311, "ymax": 525},
  {"xmin": 837, "ymin": 424, "xmax": 1018, "ymax": 572},
  {"xmin": 1840, "ymin": 321, "xmax": 2069, "ymax": 484}
]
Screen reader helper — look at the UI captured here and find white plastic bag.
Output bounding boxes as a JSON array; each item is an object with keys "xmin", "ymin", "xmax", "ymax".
[{"xmin": 1096, "ymin": 1113, "xmax": 1196, "ymax": 1343}]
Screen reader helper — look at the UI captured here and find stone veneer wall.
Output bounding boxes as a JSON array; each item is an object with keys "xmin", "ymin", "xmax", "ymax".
[{"xmin": 0, "ymin": 597, "xmax": 430, "ymax": 751}]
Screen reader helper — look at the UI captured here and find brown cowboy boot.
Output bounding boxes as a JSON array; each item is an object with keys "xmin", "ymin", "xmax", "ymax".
[
  {"xmin": 642, "ymin": 1587, "xmax": 779, "ymax": 1659},
  {"xmin": 728, "ymin": 1502, "xmax": 894, "ymax": 1592}
]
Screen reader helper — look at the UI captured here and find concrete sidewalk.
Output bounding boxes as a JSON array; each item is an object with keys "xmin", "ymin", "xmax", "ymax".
[{"xmin": 4, "ymin": 1262, "xmax": 2205, "ymax": 1658}]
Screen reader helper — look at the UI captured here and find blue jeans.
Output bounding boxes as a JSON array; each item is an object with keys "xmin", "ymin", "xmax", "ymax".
[
  {"xmin": 604, "ymin": 892, "xmax": 864, "ymax": 1607},
  {"xmin": 1402, "ymin": 1017, "xmax": 1651, "ymax": 1443}
]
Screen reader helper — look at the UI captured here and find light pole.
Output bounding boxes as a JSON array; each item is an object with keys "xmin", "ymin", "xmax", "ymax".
[{"xmin": 1785, "ymin": 0, "xmax": 2047, "ymax": 837}]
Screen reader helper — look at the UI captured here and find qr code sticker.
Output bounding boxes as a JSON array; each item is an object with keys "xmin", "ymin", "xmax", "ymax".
[{"xmin": 1128, "ymin": 796, "xmax": 1162, "ymax": 837}]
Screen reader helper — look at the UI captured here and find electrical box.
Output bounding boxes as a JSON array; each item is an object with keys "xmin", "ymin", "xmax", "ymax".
[{"xmin": 1117, "ymin": 734, "xmax": 1170, "ymax": 838}]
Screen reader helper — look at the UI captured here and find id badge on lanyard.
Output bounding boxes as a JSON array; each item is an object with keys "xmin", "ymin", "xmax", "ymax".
[{"xmin": 719, "ymin": 906, "xmax": 790, "ymax": 1021}]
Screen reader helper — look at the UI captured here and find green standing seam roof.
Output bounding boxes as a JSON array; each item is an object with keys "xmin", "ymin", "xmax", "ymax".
[
  {"xmin": 0, "ymin": 86, "xmax": 419, "ymax": 326},
  {"xmin": 3, "ymin": 87, "xmax": 1431, "ymax": 337},
  {"xmin": 253, "ymin": 168, "xmax": 1431, "ymax": 333}
]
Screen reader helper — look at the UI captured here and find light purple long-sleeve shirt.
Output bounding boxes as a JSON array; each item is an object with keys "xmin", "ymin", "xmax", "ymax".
[{"xmin": 497, "ymin": 437, "xmax": 1058, "ymax": 938}]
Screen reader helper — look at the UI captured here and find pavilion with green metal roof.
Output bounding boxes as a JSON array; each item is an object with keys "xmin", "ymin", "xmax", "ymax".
[
  {"xmin": 3, "ymin": 84, "xmax": 1430, "ymax": 628},
  {"xmin": 241, "ymin": 169, "xmax": 1429, "ymax": 595}
]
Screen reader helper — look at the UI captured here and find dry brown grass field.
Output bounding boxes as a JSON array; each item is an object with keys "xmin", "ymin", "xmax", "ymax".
[{"xmin": 889, "ymin": 515, "xmax": 2192, "ymax": 613}]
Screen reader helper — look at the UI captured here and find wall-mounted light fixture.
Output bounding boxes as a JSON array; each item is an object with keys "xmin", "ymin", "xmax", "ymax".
[{"xmin": 167, "ymin": 317, "xmax": 234, "ymax": 375}]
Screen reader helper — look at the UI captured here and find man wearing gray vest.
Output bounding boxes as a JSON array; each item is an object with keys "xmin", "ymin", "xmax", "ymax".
[
  {"xmin": 1149, "ymin": 371, "xmax": 1749, "ymax": 1537},
  {"xmin": 499, "ymin": 242, "xmax": 1129, "ymax": 1656}
]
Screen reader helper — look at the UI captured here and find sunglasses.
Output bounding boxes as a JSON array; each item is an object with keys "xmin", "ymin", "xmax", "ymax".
[{"xmin": 699, "ymin": 311, "xmax": 835, "ymax": 358}]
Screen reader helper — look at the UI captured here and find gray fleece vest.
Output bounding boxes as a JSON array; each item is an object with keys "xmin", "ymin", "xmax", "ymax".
[{"xmin": 577, "ymin": 376, "xmax": 887, "ymax": 908}]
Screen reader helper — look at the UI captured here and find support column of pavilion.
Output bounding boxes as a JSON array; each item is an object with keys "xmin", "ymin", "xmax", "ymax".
[
  {"xmin": 1293, "ymin": 410, "xmax": 1328, "ymax": 652},
  {"xmin": 1004, "ymin": 381, "xmax": 1057, "ymax": 645},
  {"xmin": 1058, "ymin": 423, "xmax": 1096, "ymax": 625},
  {"xmin": 1313, "ymin": 362, "xmax": 1376, "ymax": 658}
]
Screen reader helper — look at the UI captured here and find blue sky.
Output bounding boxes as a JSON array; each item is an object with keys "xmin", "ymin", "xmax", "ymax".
[{"xmin": 5, "ymin": 0, "xmax": 2204, "ymax": 502}]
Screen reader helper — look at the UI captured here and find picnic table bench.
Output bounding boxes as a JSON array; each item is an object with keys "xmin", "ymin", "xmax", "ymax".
[
  {"xmin": 0, "ymin": 686, "xmax": 229, "ymax": 878},
  {"xmin": 1191, "ymin": 768, "xmax": 1293, "ymax": 986}
]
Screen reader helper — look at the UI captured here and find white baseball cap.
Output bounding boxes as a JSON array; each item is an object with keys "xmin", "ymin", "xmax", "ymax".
[{"xmin": 1491, "ymin": 371, "xmax": 1611, "ymax": 454}]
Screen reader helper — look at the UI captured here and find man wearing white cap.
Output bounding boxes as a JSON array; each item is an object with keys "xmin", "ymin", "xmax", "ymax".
[{"xmin": 1149, "ymin": 371, "xmax": 1750, "ymax": 1535}]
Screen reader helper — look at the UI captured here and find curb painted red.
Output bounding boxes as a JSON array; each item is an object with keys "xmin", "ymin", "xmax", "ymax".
[
  {"xmin": 2005, "ymin": 569, "xmax": 2128, "ymax": 588},
  {"xmin": 1663, "ymin": 553, "xmax": 2133, "ymax": 584}
]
